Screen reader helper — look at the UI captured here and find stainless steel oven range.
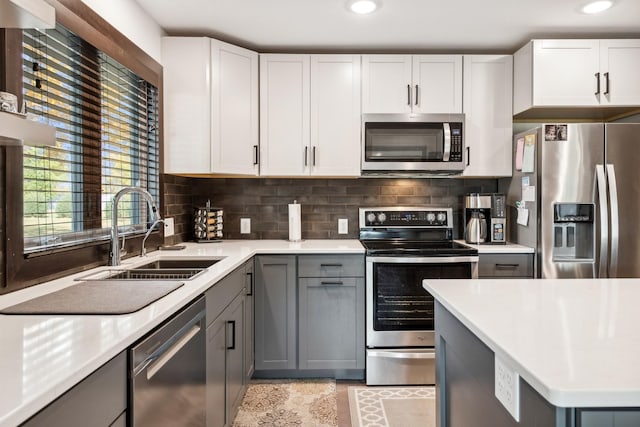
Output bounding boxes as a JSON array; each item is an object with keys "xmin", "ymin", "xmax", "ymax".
[{"xmin": 359, "ymin": 207, "xmax": 478, "ymax": 385}]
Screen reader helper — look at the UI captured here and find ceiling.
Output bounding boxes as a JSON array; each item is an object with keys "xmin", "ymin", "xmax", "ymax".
[{"xmin": 134, "ymin": 0, "xmax": 640, "ymax": 53}]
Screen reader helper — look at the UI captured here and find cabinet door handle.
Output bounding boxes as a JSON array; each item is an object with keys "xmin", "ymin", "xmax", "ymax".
[
  {"xmin": 595, "ymin": 72, "xmax": 601, "ymax": 95},
  {"xmin": 604, "ymin": 72, "xmax": 610, "ymax": 95},
  {"xmin": 227, "ymin": 320, "xmax": 236, "ymax": 350},
  {"xmin": 466, "ymin": 147, "xmax": 470, "ymax": 166},
  {"xmin": 415, "ymin": 84, "xmax": 419, "ymax": 106},
  {"xmin": 495, "ymin": 263, "xmax": 520, "ymax": 270},
  {"xmin": 246, "ymin": 272, "xmax": 253, "ymax": 296},
  {"xmin": 320, "ymin": 263, "xmax": 343, "ymax": 268},
  {"xmin": 312, "ymin": 146, "xmax": 317, "ymax": 166},
  {"xmin": 407, "ymin": 84, "xmax": 411, "ymax": 105},
  {"xmin": 304, "ymin": 146, "xmax": 309, "ymax": 166},
  {"xmin": 253, "ymin": 145, "xmax": 259, "ymax": 165},
  {"xmin": 321, "ymin": 281, "xmax": 344, "ymax": 286}
]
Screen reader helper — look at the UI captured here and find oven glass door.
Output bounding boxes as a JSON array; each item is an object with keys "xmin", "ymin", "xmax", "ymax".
[
  {"xmin": 372, "ymin": 260, "xmax": 472, "ymax": 332},
  {"xmin": 364, "ymin": 122, "xmax": 444, "ymax": 162}
]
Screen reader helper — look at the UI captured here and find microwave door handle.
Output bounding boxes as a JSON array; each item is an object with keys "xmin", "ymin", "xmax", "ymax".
[{"xmin": 442, "ymin": 123, "xmax": 451, "ymax": 162}]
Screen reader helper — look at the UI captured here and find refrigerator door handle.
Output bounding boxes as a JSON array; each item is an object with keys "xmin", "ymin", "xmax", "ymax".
[
  {"xmin": 594, "ymin": 164, "xmax": 608, "ymax": 278},
  {"xmin": 606, "ymin": 164, "xmax": 619, "ymax": 277}
]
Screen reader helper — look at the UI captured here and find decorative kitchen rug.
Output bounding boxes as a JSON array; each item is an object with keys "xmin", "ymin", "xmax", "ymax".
[
  {"xmin": 348, "ymin": 386, "xmax": 436, "ymax": 427},
  {"xmin": 232, "ymin": 379, "xmax": 337, "ymax": 427}
]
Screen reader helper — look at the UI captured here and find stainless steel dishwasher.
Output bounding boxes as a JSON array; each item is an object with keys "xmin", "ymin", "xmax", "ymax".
[{"xmin": 130, "ymin": 296, "xmax": 206, "ymax": 426}]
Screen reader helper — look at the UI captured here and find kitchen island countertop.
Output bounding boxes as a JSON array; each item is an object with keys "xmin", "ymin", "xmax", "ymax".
[
  {"xmin": 423, "ymin": 277, "xmax": 640, "ymax": 408},
  {"xmin": 0, "ymin": 239, "xmax": 364, "ymax": 427}
]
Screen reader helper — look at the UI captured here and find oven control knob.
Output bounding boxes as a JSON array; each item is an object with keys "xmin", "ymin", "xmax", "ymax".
[
  {"xmin": 437, "ymin": 212, "xmax": 447, "ymax": 223},
  {"xmin": 426, "ymin": 213, "xmax": 436, "ymax": 222},
  {"xmin": 366, "ymin": 213, "xmax": 376, "ymax": 223},
  {"xmin": 378, "ymin": 213, "xmax": 387, "ymax": 222}
]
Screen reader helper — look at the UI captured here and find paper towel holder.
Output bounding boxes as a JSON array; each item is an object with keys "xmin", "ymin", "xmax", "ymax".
[{"xmin": 288, "ymin": 199, "xmax": 303, "ymax": 242}]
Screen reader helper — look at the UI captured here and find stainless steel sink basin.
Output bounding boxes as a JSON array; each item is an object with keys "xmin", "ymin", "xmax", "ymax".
[
  {"xmin": 77, "ymin": 258, "xmax": 224, "ymax": 281},
  {"xmin": 134, "ymin": 258, "xmax": 221, "ymax": 270},
  {"xmin": 104, "ymin": 268, "xmax": 205, "ymax": 280}
]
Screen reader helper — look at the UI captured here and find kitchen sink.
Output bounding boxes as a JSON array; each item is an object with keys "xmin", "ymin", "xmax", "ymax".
[{"xmin": 77, "ymin": 257, "xmax": 224, "ymax": 281}]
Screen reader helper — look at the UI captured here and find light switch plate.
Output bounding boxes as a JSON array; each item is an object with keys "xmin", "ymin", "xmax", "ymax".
[
  {"xmin": 338, "ymin": 218, "xmax": 348, "ymax": 234},
  {"xmin": 240, "ymin": 218, "xmax": 251, "ymax": 234},
  {"xmin": 164, "ymin": 217, "xmax": 175, "ymax": 237}
]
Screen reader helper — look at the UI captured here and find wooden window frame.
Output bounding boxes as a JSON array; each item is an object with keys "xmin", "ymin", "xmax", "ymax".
[{"xmin": 1, "ymin": 0, "xmax": 164, "ymax": 293}]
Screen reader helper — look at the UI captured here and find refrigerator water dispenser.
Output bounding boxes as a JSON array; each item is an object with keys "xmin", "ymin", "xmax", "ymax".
[{"xmin": 552, "ymin": 203, "xmax": 594, "ymax": 262}]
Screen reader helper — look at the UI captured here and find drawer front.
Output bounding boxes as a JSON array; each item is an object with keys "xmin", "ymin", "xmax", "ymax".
[
  {"xmin": 479, "ymin": 253, "xmax": 533, "ymax": 278},
  {"xmin": 206, "ymin": 263, "xmax": 246, "ymax": 326},
  {"xmin": 298, "ymin": 255, "xmax": 364, "ymax": 278}
]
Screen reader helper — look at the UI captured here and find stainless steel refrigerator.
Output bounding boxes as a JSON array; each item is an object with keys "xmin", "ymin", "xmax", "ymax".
[{"xmin": 504, "ymin": 123, "xmax": 640, "ymax": 278}]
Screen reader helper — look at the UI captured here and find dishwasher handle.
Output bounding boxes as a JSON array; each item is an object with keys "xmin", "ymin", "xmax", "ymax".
[{"xmin": 133, "ymin": 308, "xmax": 205, "ymax": 379}]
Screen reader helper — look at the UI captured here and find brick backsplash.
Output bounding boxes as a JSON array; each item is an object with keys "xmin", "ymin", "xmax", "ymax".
[
  {"xmin": 188, "ymin": 177, "xmax": 498, "ymax": 240},
  {"xmin": 161, "ymin": 174, "xmax": 194, "ymax": 245}
]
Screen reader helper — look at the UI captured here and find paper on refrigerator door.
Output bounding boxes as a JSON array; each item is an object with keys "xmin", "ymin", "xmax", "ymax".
[
  {"xmin": 288, "ymin": 201, "xmax": 301, "ymax": 241},
  {"xmin": 522, "ymin": 133, "xmax": 536, "ymax": 173},
  {"xmin": 515, "ymin": 137, "xmax": 525, "ymax": 171},
  {"xmin": 517, "ymin": 207, "xmax": 529, "ymax": 226}
]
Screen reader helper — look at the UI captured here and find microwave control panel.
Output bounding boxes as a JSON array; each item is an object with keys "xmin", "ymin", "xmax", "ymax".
[{"xmin": 449, "ymin": 124, "xmax": 463, "ymax": 162}]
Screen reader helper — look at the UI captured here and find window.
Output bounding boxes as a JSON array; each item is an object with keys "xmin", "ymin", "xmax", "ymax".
[{"xmin": 21, "ymin": 25, "xmax": 159, "ymax": 253}]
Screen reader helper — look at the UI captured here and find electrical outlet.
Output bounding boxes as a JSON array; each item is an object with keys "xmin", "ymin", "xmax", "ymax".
[
  {"xmin": 495, "ymin": 355, "xmax": 520, "ymax": 421},
  {"xmin": 164, "ymin": 217, "xmax": 175, "ymax": 237},
  {"xmin": 338, "ymin": 218, "xmax": 348, "ymax": 234},
  {"xmin": 240, "ymin": 218, "xmax": 251, "ymax": 234}
]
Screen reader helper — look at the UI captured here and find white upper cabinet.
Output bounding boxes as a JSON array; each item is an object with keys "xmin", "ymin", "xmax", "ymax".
[
  {"xmin": 162, "ymin": 37, "xmax": 258, "ymax": 175},
  {"xmin": 162, "ymin": 37, "xmax": 211, "ymax": 174},
  {"xmin": 361, "ymin": 55, "xmax": 412, "ymax": 113},
  {"xmin": 211, "ymin": 40, "xmax": 259, "ymax": 175},
  {"xmin": 462, "ymin": 55, "xmax": 513, "ymax": 178},
  {"xmin": 412, "ymin": 55, "xmax": 463, "ymax": 114},
  {"xmin": 259, "ymin": 54, "xmax": 310, "ymax": 176},
  {"xmin": 362, "ymin": 55, "xmax": 462, "ymax": 114},
  {"xmin": 260, "ymin": 54, "xmax": 361, "ymax": 177},
  {"xmin": 514, "ymin": 39, "xmax": 640, "ymax": 114},
  {"xmin": 310, "ymin": 55, "xmax": 361, "ymax": 176},
  {"xmin": 599, "ymin": 40, "xmax": 640, "ymax": 106}
]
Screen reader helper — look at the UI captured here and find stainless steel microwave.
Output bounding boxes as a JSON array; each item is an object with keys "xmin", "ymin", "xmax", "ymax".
[{"xmin": 361, "ymin": 113, "xmax": 465, "ymax": 175}]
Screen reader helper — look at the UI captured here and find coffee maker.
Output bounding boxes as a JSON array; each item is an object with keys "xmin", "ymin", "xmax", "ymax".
[{"xmin": 464, "ymin": 193, "xmax": 506, "ymax": 244}]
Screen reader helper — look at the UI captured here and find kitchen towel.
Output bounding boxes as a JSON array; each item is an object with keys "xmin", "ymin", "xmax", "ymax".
[{"xmin": 288, "ymin": 201, "xmax": 301, "ymax": 241}]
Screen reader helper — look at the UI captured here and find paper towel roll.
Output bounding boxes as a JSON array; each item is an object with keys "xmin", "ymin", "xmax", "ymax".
[{"xmin": 288, "ymin": 201, "xmax": 301, "ymax": 242}]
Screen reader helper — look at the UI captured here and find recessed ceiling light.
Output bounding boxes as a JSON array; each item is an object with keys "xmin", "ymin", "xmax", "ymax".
[
  {"xmin": 347, "ymin": 0, "xmax": 380, "ymax": 14},
  {"xmin": 581, "ymin": 0, "xmax": 614, "ymax": 14}
]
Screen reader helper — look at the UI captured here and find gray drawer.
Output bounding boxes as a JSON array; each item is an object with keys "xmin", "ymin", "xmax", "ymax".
[
  {"xmin": 206, "ymin": 263, "xmax": 246, "ymax": 326},
  {"xmin": 479, "ymin": 253, "xmax": 534, "ymax": 278},
  {"xmin": 298, "ymin": 255, "xmax": 364, "ymax": 278}
]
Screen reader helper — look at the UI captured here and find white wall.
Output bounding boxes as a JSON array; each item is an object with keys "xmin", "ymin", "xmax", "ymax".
[{"xmin": 80, "ymin": 0, "xmax": 164, "ymax": 63}]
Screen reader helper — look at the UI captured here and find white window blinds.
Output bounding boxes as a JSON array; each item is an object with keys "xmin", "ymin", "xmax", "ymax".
[{"xmin": 22, "ymin": 25, "xmax": 159, "ymax": 253}]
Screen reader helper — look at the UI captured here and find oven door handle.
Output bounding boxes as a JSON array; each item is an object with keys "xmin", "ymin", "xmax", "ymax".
[
  {"xmin": 367, "ymin": 350, "xmax": 435, "ymax": 360},
  {"xmin": 366, "ymin": 256, "xmax": 479, "ymax": 264}
]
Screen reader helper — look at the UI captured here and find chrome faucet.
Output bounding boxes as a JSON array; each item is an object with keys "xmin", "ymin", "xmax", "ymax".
[
  {"xmin": 110, "ymin": 186, "xmax": 160, "ymax": 266},
  {"xmin": 141, "ymin": 218, "xmax": 165, "ymax": 257}
]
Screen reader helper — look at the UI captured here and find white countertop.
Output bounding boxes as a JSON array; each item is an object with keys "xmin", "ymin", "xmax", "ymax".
[
  {"xmin": 0, "ymin": 240, "xmax": 364, "ymax": 427},
  {"xmin": 423, "ymin": 278, "xmax": 640, "ymax": 408},
  {"xmin": 455, "ymin": 240, "xmax": 535, "ymax": 254}
]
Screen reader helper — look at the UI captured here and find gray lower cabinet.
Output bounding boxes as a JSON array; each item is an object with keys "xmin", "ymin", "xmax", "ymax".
[
  {"xmin": 244, "ymin": 259, "xmax": 255, "ymax": 383},
  {"xmin": 205, "ymin": 260, "xmax": 249, "ymax": 427},
  {"xmin": 254, "ymin": 255, "xmax": 297, "ymax": 371},
  {"xmin": 21, "ymin": 351, "xmax": 127, "ymax": 427},
  {"xmin": 478, "ymin": 253, "xmax": 534, "ymax": 278},
  {"xmin": 298, "ymin": 255, "xmax": 365, "ymax": 371},
  {"xmin": 435, "ymin": 301, "xmax": 640, "ymax": 427},
  {"xmin": 254, "ymin": 254, "xmax": 365, "ymax": 378}
]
